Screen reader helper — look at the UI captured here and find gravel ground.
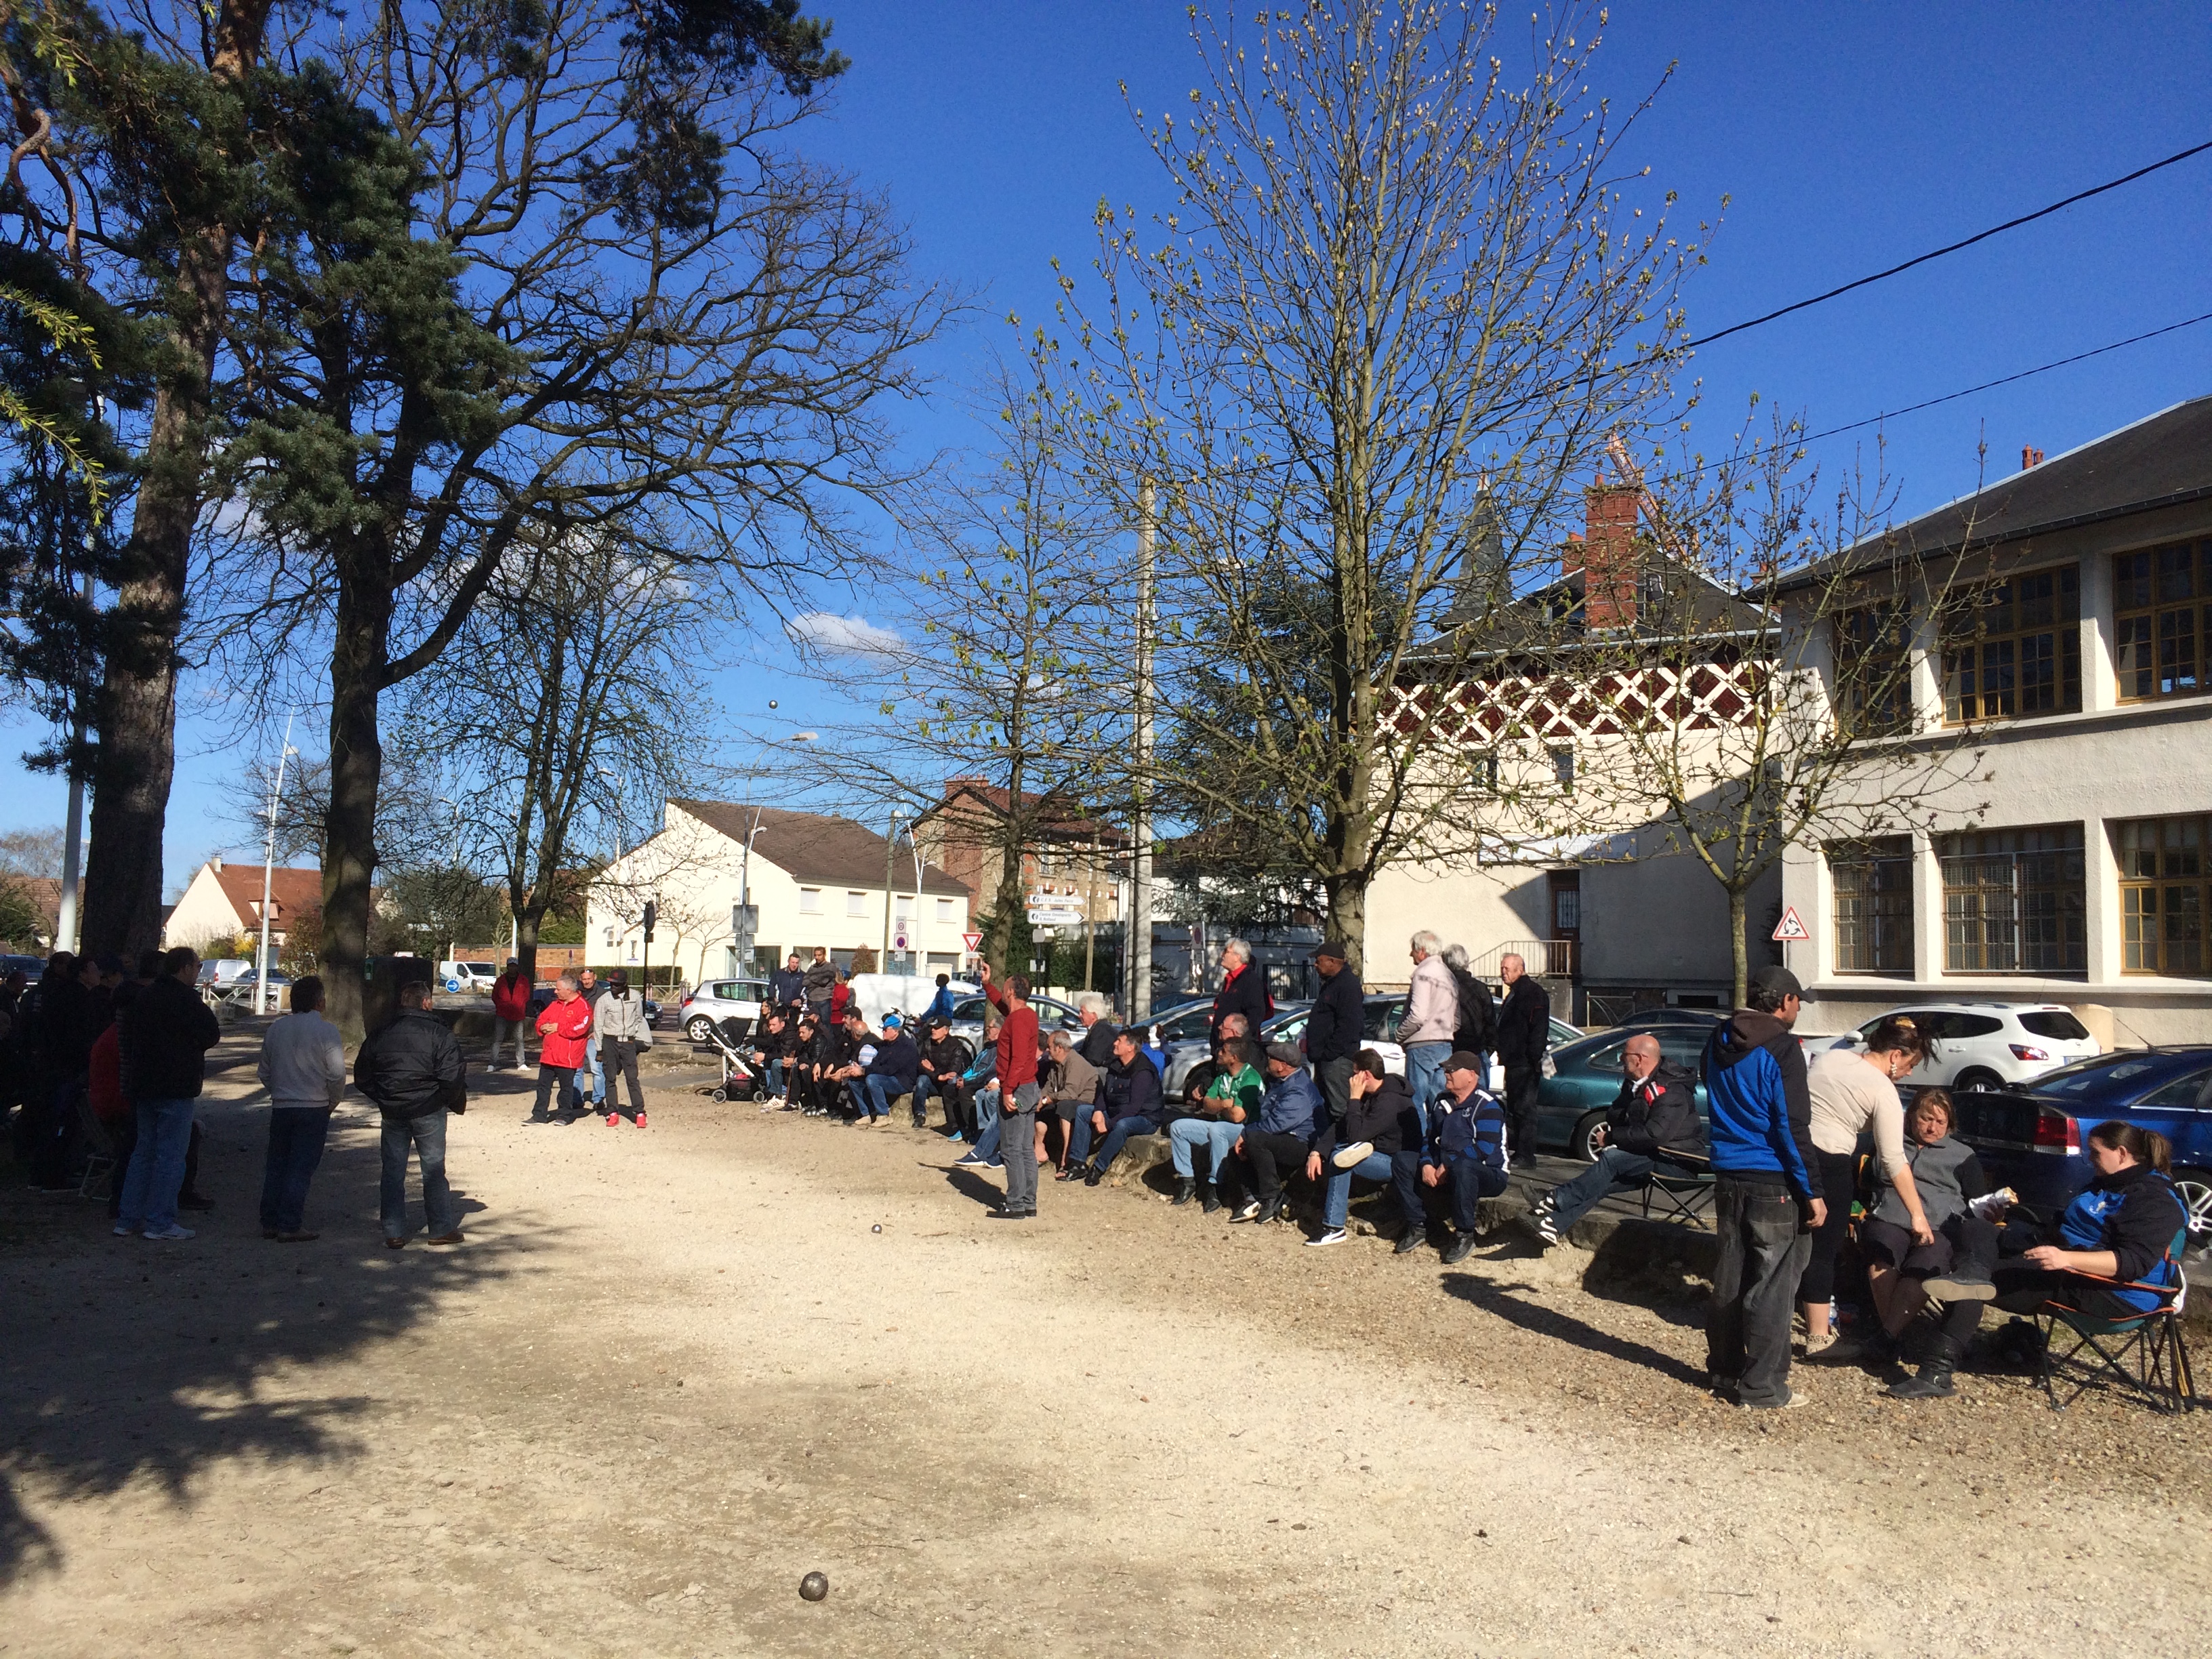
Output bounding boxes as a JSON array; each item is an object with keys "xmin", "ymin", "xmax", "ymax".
[{"xmin": 2, "ymin": 1033, "xmax": 2207, "ymax": 1657}]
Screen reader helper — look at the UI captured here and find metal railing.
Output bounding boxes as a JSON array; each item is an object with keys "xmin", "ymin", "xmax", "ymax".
[{"xmin": 1466, "ymin": 938, "xmax": 1578, "ymax": 981}]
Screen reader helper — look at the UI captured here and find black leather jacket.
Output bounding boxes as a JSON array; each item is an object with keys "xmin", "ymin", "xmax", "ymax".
[{"xmin": 354, "ymin": 1009, "xmax": 467, "ymax": 1120}]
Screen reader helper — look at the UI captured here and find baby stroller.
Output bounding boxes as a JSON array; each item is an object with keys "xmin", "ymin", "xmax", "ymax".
[{"xmin": 695, "ymin": 1016, "xmax": 763, "ymax": 1103}]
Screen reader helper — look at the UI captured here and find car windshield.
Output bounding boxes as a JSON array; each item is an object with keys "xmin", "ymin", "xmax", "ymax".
[{"xmin": 2026, "ymin": 1052, "xmax": 2169, "ymax": 1095}]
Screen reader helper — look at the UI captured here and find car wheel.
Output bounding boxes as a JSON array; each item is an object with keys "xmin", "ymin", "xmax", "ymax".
[
  {"xmin": 1954, "ymin": 1067, "xmax": 2004, "ymax": 1093},
  {"xmin": 1572, "ymin": 1111, "xmax": 1606, "ymax": 1164},
  {"xmin": 686, "ymin": 1016, "xmax": 716, "ymax": 1043},
  {"xmin": 2172, "ymin": 1168, "xmax": 2212, "ymax": 1249}
]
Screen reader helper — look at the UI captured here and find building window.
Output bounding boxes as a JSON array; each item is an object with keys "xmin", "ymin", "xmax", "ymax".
[
  {"xmin": 895, "ymin": 895, "xmax": 912, "ymax": 921},
  {"xmin": 1829, "ymin": 836, "xmax": 1914, "ymax": 974},
  {"xmin": 846, "ymin": 890, "xmax": 867, "ymax": 917},
  {"xmin": 935, "ymin": 897, "xmax": 954, "ymax": 922},
  {"xmin": 798, "ymin": 887, "xmax": 821, "ymax": 915},
  {"xmin": 1549, "ymin": 745, "xmax": 1575, "ymax": 789},
  {"xmin": 1938, "ymin": 823, "xmax": 2085, "ymax": 975},
  {"xmin": 1940, "ymin": 564, "xmax": 2080, "ymax": 723},
  {"xmin": 2114, "ymin": 542, "xmax": 2207, "ymax": 702},
  {"xmin": 1832, "ymin": 601, "xmax": 1913, "ymax": 737},
  {"xmin": 2118, "ymin": 815, "xmax": 2207, "ymax": 977}
]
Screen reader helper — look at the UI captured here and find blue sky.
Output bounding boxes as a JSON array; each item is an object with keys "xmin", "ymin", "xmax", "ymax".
[{"xmin": 5, "ymin": 1, "xmax": 2209, "ymax": 895}]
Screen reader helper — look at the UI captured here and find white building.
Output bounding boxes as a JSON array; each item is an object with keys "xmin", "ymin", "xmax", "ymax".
[
  {"xmin": 587, "ymin": 799, "xmax": 975, "ymax": 985},
  {"xmin": 1778, "ymin": 398, "xmax": 2212, "ymax": 1045}
]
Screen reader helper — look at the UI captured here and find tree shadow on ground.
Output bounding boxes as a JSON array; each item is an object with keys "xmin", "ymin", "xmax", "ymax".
[
  {"xmin": 1439, "ymin": 1271, "xmax": 1709, "ymax": 1389},
  {"xmin": 0, "ymin": 1103, "xmax": 560, "ymax": 1586}
]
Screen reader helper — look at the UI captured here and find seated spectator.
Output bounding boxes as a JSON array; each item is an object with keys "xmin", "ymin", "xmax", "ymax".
[
  {"xmin": 1041, "ymin": 1029, "xmax": 1103, "ymax": 1174},
  {"xmin": 1973, "ymin": 1119, "xmax": 2186, "ymax": 1340},
  {"xmin": 1230, "ymin": 1042, "xmax": 1326, "ymax": 1225},
  {"xmin": 787, "ymin": 1011, "xmax": 825, "ymax": 1113},
  {"xmin": 847, "ymin": 1013, "xmax": 919, "ymax": 1126},
  {"xmin": 1305, "ymin": 1049, "xmax": 1424, "ymax": 1248},
  {"xmin": 1168, "ymin": 1036, "xmax": 1263, "ymax": 1212},
  {"xmin": 914, "ymin": 1015, "xmax": 970, "ymax": 1137},
  {"xmin": 1418, "ymin": 1051, "xmax": 1508, "ymax": 1264},
  {"xmin": 821, "ymin": 1009, "xmax": 871, "ymax": 1120},
  {"xmin": 750, "ymin": 1009, "xmax": 800, "ymax": 1107},
  {"xmin": 1816, "ymin": 1089, "xmax": 1996, "ymax": 1398},
  {"xmin": 1530, "ymin": 1033, "xmax": 1707, "ymax": 1248},
  {"xmin": 1067, "ymin": 1028, "xmax": 1164, "ymax": 1186}
]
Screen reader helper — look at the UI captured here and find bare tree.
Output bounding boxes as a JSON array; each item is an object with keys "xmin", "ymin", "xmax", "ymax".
[{"xmin": 1061, "ymin": 0, "xmax": 1700, "ymax": 971}]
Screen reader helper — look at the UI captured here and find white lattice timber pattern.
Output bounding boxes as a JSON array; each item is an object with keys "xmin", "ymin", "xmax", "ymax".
[{"xmin": 1387, "ymin": 655, "xmax": 1769, "ymax": 743}]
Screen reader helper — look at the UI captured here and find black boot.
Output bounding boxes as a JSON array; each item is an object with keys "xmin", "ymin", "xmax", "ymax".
[
  {"xmin": 1200, "ymin": 1186, "xmax": 1223, "ymax": 1215},
  {"xmin": 1806, "ymin": 1324, "xmax": 1897, "ymax": 1368},
  {"xmin": 1887, "ymin": 1332, "xmax": 1962, "ymax": 1399},
  {"xmin": 1172, "ymin": 1176, "xmax": 1197, "ymax": 1206}
]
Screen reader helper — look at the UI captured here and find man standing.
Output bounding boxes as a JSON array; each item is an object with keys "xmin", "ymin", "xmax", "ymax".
[
  {"xmin": 1530, "ymin": 1033, "xmax": 1706, "ymax": 1246},
  {"xmin": 1702, "ymin": 964, "xmax": 1823, "ymax": 1410},
  {"xmin": 771, "ymin": 952, "xmax": 807, "ymax": 1012},
  {"xmin": 114, "ymin": 948, "xmax": 222, "ymax": 1242},
  {"xmin": 356, "ymin": 981, "xmax": 468, "ymax": 1247},
  {"xmin": 255, "ymin": 976, "xmax": 346, "ymax": 1241},
  {"xmin": 1208, "ymin": 938, "xmax": 1270, "ymax": 1046},
  {"xmin": 1395, "ymin": 931, "xmax": 1456, "ymax": 1123},
  {"xmin": 594, "ymin": 968, "xmax": 653, "ymax": 1127},
  {"xmin": 1495, "ymin": 952, "xmax": 1551, "ymax": 1156},
  {"xmin": 980, "ymin": 961, "xmax": 1041, "ymax": 1218},
  {"xmin": 490, "ymin": 958, "xmax": 531, "ymax": 1069},
  {"xmin": 802, "ymin": 947, "xmax": 836, "ymax": 1017},
  {"xmin": 529, "ymin": 971, "xmax": 594, "ymax": 1123},
  {"xmin": 576, "ymin": 967, "xmax": 609, "ymax": 1108},
  {"xmin": 1303, "ymin": 939, "xmax": 1363, "ymax": 1124}
]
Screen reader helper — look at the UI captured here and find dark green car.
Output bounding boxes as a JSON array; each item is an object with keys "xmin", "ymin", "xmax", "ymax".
[{"xmin": 1533, "ymin": 1022, "xmax": 1716, "ymax": 1162}]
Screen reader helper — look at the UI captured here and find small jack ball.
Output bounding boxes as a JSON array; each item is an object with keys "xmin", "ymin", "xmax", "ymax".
[
  {"xmin": 872, "ymin": 1223, "xmax": 882, "ymax": 1233},
  {"xmin": 799, "ymin": 1571, "xmax": 829, "ymax": 1602}
]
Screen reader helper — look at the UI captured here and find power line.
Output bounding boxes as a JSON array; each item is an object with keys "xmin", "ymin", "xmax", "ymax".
[{"xmin": 1683, "ymin": 137, "xmax": 2212, "ymax": 351}]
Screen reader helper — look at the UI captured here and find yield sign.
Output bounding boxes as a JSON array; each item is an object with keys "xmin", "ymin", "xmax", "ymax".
[
  {"xmin": 961, "ymin": 931, "xmax": 983, "ymax": 953},
  {"xmin": 1771, "ymin": 905, "xmax": 1811, "ymax": 942}
]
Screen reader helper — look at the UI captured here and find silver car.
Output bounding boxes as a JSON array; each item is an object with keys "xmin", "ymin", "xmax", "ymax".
[
  {"xmin": 946, "ymin": 991, "xmax": 1087, "ymax": 1054},
  {"xmin": 680, "ymin": 978, "xmax": 771, "ymax": 1043}
]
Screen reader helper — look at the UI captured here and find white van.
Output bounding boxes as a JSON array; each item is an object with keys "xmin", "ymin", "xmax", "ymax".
[{"xmin": 437, "ymin": 960, "xmax": 499, "ymax": 993}]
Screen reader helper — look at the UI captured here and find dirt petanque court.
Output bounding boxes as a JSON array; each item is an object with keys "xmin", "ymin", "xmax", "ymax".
[{"xmin": 4, "ymin": 1026, "xmax": 2208, "ymax": 1657}]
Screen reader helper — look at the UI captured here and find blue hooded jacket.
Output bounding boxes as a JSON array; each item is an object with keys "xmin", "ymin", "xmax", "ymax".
[{"xmin": 1701, "ymin": 1010, "xmax": 1819, "ymax": 1199}]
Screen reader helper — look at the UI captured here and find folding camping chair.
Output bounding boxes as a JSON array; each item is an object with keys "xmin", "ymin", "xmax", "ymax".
[
  {"xmin": 2034, "ymin": 1231, "xmax": 2196, "ymax": 1415},
  {"xmin": 1637, "ymin": 1155, "xmax": 1716, "ymax": 1229}
]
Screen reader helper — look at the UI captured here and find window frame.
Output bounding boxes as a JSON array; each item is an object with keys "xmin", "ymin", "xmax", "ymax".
[
  {"xmin": 798, "ymin": 887, "xmax": 822, "ymax": 916},
  {"xmin": 1939, "ymin": 562, "xmax": 2081, "ymax": 724},
  {"xmin": 2116, "ymin": 813, "xmax": 2209, "ymax": 979},
  {"xmin": 1827, "ymin": 836, "xmax": 1915, "ymax": 976},
  {"xmin": 1937, "ymin": 823, "xmax": 2087, "ymax": 977},
  {"xmin": 2112, "ymin": 541, "xmax": 2207, "ymax": 703},
  {"xmin": 845, "ymin": 890, "xmax": 867, "ymax": 918},
  {"xmin": 1831, "ymin": 600, "xmax": 1914, "ymax": 737}
]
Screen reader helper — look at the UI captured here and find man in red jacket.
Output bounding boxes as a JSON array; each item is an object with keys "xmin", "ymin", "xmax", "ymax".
[
  {"xmin": 491, "ymin": 959, "xmax": 531, "ymax": 1070},
  {"xmin": 980, "ymin": 961, "xmax": 1041, "ymax": 1220},
  {"xmin": 529, "ymin": 971, "xmax": 594, "ymax": 1123}
]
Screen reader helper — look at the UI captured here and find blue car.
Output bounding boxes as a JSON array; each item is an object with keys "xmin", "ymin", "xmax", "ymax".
[{"xmin": 1945, "ymin": 1047, "xmax": 2212, "ymax": 1250}]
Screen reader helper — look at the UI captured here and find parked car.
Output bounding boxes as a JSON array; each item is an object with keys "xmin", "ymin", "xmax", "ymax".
[
  {"xmin": 1534, "ymin": 1025, "xmax": 1715, "ymax": 1162},
  {"xmin": 682, "ymin": 979, "xmax": 772, "ymax": 1044},
  {"xmin": 1168, "ymin": 1002, "xmax": 1326, "ymax": 1101},
  {"xmin": 216, "ymin": 969, "xmax": 293, "ymax": 1009},
  {"xmin": 1822, "ymin": 1002, "xmax": 2100, "ymax": 1092},
  {"xmin": 946, "ymin": 991, "xmax": 1086, "ymax": 1053},
  {"xmin": 0, "ymin": 951, "xmax": 45, "ymax": 983},
  {"xmin": 437, "ymin": 960, "xmax": 500, "ymax": 993},
  {"xmin": 1947, "ymin": 1048, "xmax": 2212, "ymax": 1250},
  {"xmin": 1604, "ymin": 1008, "xmax": 1724, "ymax": 1034},
  {"xmin": 195, "ymin": 958, "xmax": 255, "ymax": 988}
]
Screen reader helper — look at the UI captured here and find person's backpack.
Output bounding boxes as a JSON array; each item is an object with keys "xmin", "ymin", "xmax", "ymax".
[{"xmin": 1448, "ymin": 965, "xmax": 1496, "ymax": 1055}]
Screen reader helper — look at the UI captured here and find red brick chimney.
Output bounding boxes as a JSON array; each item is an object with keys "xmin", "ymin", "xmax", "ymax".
[
  {"xmin": 2020, "ymin": 445, "xmax": 2045, "ymax": 470},
  {"xmin": 1573, "ymin": 471, "xmax": 1643, "ymax": 629}
]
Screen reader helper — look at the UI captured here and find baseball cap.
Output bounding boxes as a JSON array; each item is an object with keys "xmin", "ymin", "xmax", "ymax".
[
  {"xmin": 1750, "ymin": 964, "xmax": 1804, "ymax": 1002},
  {"xmin": 1442, "ymin": 1050, "xmax": 1486, "ymax": 1076},
  {"xmin": 882, "ymin": 1013, "xmax": 903, "ymax": 1029}
]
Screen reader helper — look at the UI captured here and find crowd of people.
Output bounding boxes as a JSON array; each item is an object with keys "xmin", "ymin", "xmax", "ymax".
[{"xmin": 7, "ymin": 931, "xmax": 2191, "ymax": 1412}]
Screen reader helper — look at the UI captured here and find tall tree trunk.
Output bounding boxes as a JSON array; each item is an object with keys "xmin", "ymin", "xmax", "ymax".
[
  {"xmin": 1728, "ymin": 885, "xmax": 1749, "ymax": 1011},
  {"xmin": 515, "ymin": 899, "xmax": 546, "ymax": 987},
  {"xmin": 1324, "ymin": 871, "xmax": 1367, "ymax": 981},
  {"xmin": 78, "ymin": 0, "xmax": 275, "ymax": 958},
  {"xmin": 321, "ymin": 560, "xmax": 393, "ymax": 1039}
]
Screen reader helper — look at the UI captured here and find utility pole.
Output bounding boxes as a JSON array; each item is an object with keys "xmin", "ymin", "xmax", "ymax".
[
  {"xmin": 1131, "ymin": 476, "xmax": 1155, "ymax": 1022},
  {"xmin": 256, "ymin": 715, "xmax": 297, "ymax": 1014},
  {"xmin": 1083, "ymin": 829, "xmax": 1099, "ymax": 993},
  {"xmin": 881, "ymin": 810, "xmax": 899, "ymax": 971}
]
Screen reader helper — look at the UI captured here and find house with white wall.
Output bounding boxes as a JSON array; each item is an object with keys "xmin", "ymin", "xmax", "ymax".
[
  {"xmin": 162, "ymin": 857, "xmax": 325, "ymax": 953},
  {"xmin": 1778, "ymin": 397, "xmax": 2212, "ymax": 1045},
  {"xmin": 587, "ymin": 799, "xmax": 975, "ymax": 985}
]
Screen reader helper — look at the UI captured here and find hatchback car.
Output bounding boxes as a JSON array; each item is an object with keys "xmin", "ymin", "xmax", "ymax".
[
  {"xmin": 1948, "ymin": 1047, "xmax": 2212, "ymax": 1250},
  {"xmin": 681, "ymin": 978, "xmax": 772, "ymax": 1042},
  {"xmin": 1822, "ymin": 1002, "xmax": 2100, "ymax": 1093},
  {"xmin": 1534, "ymin": 1025, "xmax": 1715, "ymax": 1161},
  {"xmin": 946, "ymin": 991, "xmax": 1086, "ymax": 1054}
]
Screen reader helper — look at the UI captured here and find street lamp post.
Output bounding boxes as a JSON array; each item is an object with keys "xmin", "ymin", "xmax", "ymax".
[{"xmin": 257, "ymin": 718, "xmax": 298, "ymax": 1014}]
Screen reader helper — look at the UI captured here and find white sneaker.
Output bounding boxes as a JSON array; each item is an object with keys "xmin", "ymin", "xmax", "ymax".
[
  {"xmin": 112, "ymin": 1223, "xmax": 136, "ymax": 1237},
  {"xmin": 1534, "ymin": 1211, "xmax": 1561, "ymax": 1247},
  {"xmin": 1231, "ymin": 1200, "xmax": 1261, "ymax": 1222},
  {"xmin": 1305, "ymin": 1227, "xmax": 1348, "ymax": 1248},
  {"xmin": 142, "ymin": 1223, "xmax": 196, "ymax": 1242}
]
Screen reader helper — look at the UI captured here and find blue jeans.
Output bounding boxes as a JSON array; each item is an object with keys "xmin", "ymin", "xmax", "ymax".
[
  {"xmin": 1169, "ymin": 1116, "xmax": 1244, "ymax": 1183},
  {"xmin": 848, "ymin": 1074, "xmax": 901, "ymax": 1120},
  {"xmin": 1548, "ymin": 1147, "xmax": 1657, "ymax": 1234},
  {"xmin": 1405, "ymin": 1043, "xmax": 1452, "ymax": 1123},
  {"xmin": 909, "ymin": 1073, "xmax": 935, "ymax": 1125},
  {"xmin": 1324, "ymin": 1149, "xmax": 1426, "ymax": 1229},
  {"xmin": 971, "ymin": 1087, "xmax": 1004, "ymax": 1166},
  {"xmin": 260, "ymin": 1106, "xmax": 333, "ymax": 1233},
  {"xmin": 381, "ymin": 1110, "xmax": 457, "ymax": 1240},
  {"xmin": 766, "ymin": 1059, "xmax": 787, "ymax": 1097},
  {"xmin": 1082, "ymin": 1113, "xmax": 1160, "ymax": 1171},
  {"xmin": 586, "ymin": 1042, "xmax": 605, "ymax": 1103},
  {"xmin": 117, "ymin": 1097, "xmax": 197, "ymax": 1232}
]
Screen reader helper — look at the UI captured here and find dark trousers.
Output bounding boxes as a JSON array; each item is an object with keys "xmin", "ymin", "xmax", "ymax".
[
  {"xmin": 1315, "ymin": 1057, "xmax": 1355, "ymax": 1124},
  {"xmin": 259, "ymin": 1106, "xmax": 333, "ymax": 1233},
  {"xmin": 1706, "ymin": 1174, "xmax": 1811, "ymax": 1406},
  {"xmin": 28, "ymin": 1076, "xmax": 81, "ymax": 1187},
  {"xmin": 105, "ymin": 1110, "xmax": 138, "ymax": 1216},
  {"xmin": 1411, "ymin": 1153, "xmax": 1508, "ymax": 1233},
  {"xmin": 600, "ymin": 1038, "xmax": 645, "ymax": 1119},
  {"xmin": 1796, "ymin": 1148, "xmax": 1859, "ymax": 1307},
  {"xmin": 1990, "ymin": 1261, "xmax": 2153, "ymax": 1324},
  {"xmin": 531, "ymin": 1063, "xmax": 579, "ymax": 1119},
  {"xmin": 1240, "ymin": 1128, "xmax": 1313, "ymax": 1206},
  {"xmin": 1502, "ymin": 1065, "xmax": 1541, "ymax": 1155}
]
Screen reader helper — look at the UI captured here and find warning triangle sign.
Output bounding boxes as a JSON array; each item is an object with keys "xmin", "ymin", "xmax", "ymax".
[{"xmin": 1771, "ymin": 905, "xmax": 1811, "ymax": 942}]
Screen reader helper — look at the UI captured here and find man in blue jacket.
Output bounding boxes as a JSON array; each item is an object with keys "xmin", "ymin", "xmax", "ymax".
[
  {"xmin": 1702, "ymin": 964, "xmax": 1824, "ymax": 1410},
  {"xmin": 848, "ymin": 1013, "xmax": 920, "ymax": 1126},
  {"xmin": 1230, "ymin": 1042, "xmax": 1326, "ymax": 1225}
]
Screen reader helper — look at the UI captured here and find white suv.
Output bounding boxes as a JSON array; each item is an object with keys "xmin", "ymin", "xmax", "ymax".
[{"xmin": 1822, "ymin": 1002, "xmax": 2101, "ymax": 1092}]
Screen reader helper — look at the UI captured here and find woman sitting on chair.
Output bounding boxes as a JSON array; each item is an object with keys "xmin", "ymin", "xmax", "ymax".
[{"xmin": 1987, "ymin": 1121, "xmax": 2186, "ymax": 1322}]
